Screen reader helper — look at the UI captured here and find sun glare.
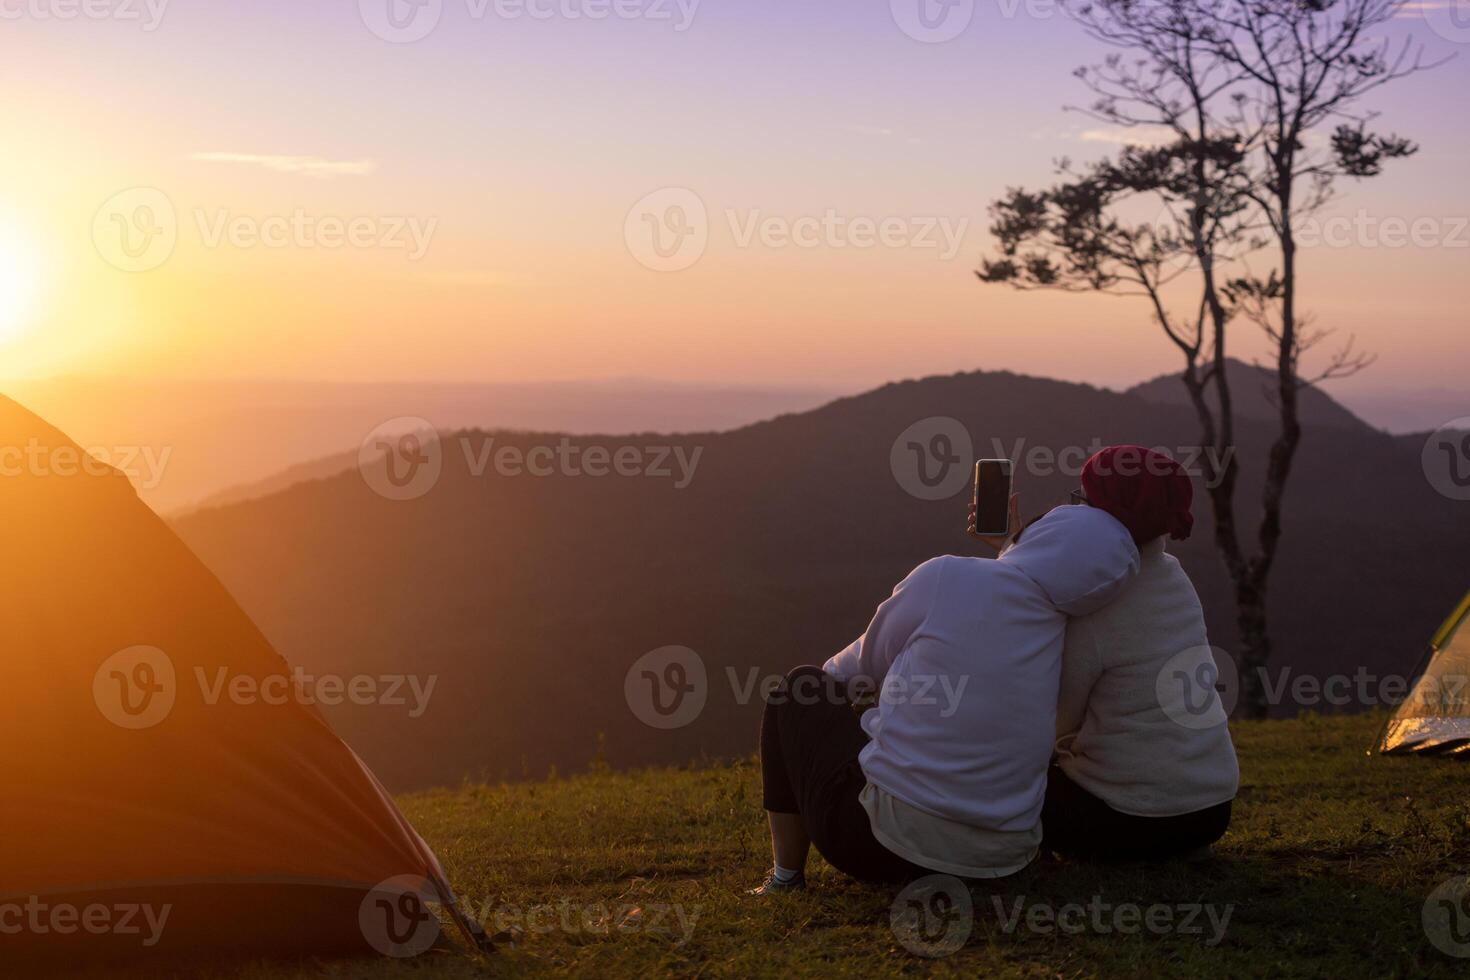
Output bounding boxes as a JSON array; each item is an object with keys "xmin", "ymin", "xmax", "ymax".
[{"xmin": 0, "ymin": 220, "xmax": 42, "ymax": 345}]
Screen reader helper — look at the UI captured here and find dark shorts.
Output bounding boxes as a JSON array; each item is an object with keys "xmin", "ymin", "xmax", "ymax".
[
  {"xmin": 759, "ymin": 666, "xmax": 934, "ymax": 885},
  {"xmin": 1041, "ymin": 764, "xmax": 1232, "ymax": 860}
]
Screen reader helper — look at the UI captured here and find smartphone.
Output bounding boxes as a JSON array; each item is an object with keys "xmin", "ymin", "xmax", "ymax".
[{"xmin": 972, "ymin": 459, "xmax": 1013, "ymax": 537}]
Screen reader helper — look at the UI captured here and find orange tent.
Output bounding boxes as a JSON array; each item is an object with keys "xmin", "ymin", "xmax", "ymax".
[{"xmin": 0, "ymin": 396, "xmax": 487, "ymax": 961}]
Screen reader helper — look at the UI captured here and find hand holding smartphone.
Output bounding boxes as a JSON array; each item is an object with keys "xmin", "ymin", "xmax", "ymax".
[
  {"xmin": 971, "ymin": 459, "xmax": 1013, "ymax": 535},
  {"xmin": 968, "ymin": 459, "xmax": 1019, "ymax": 552}
]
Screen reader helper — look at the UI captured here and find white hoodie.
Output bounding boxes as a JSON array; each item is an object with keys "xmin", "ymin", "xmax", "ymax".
[
  {"xmin": 1055, "ymin": 537, "xmax": 1240, "ymax": 816},
  {"xmin": 823, "ymin": 505, "xmax": 1140, "ymax": 835}
]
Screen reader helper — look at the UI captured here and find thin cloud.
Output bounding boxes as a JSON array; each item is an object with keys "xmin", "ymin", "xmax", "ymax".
[
  {"xmin": 1078, "ymin": 126, "xmax": 1178, "ymax": 148},
  {"xmin": 831, "ymin": 124, "xmax": 897, "ymax": 138},
  {"xmin": 830, "ymin": 123, "xmax": 922, "ymax": 145},
  {"xmin": 188, "ymin": 153, "xmax": 376, "ymax": 177}
]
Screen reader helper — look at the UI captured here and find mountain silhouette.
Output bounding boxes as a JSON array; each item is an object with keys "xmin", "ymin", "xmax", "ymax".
[
  {"xmin": 3, "ymin": 377, "xmax": 840, "ymax": 514},
  {"xmin": 1126, "ymin": 358, "xmax": 1376, "ymax": 432},
  {"xmin": 168, "ymin": 369, "xmax": 1467, "ymax": 791}
]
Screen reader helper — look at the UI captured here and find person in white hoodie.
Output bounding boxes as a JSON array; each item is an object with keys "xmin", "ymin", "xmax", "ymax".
[
  {"xmin": 750, "ymin": 502, "xmax": 1140, "ymax": 893},
  {"xmin": 1042, "ymin": 446, "xmax": 1239, "ymax": 860}
]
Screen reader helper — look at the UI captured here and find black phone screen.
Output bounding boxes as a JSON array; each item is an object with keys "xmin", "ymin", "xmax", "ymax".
[{"xmin": 973, "ymin": 460, "xmax": 1013, "ymax": 537}]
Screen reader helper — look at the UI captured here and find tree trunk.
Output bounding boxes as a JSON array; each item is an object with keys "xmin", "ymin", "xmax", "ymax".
[
  {"xmin": 1234, "ymin": 574, "xmax": 1271, "ymax": 718},
  {"xmin": 1240, "ymin": 173, "xmax": 1303, "ymax": 719}
]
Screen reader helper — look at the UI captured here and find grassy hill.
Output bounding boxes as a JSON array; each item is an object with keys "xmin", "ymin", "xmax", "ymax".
[{"xmin": 88, "ymin": 713, "xmax": 1470, "ymax": 978}]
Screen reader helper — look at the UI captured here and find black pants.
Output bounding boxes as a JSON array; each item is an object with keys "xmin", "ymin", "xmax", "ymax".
[
  {"xmin": 1041, "ymin": 764, "xmax": 1232, "ymax": 860},
  {"xmin": 760, "ymin": 666, "xmax": 933, "ymax": 885}
]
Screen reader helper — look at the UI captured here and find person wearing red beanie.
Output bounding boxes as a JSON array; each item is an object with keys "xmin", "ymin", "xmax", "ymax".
[
  {"xmin": 1078, "ymin": 445, "xmax": 1196, "ymax": 547},
  {"xmin": 1043, "ymin": 445, "xmax": 1239, "ymax": 861}
]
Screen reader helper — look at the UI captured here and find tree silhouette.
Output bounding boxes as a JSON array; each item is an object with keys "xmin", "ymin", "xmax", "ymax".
[{"xmin": 979, "ymin": 0, "xmax": 1440, "ymax": 715}]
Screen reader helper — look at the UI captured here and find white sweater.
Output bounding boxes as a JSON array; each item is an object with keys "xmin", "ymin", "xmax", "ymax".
[
  {"xmin": 1055, "ymin": 538, "xmax": 1240, "ymax": 816},
  {"xmin": 823, "ymin": 505, "xmax": 1140, "ymax": 833}
]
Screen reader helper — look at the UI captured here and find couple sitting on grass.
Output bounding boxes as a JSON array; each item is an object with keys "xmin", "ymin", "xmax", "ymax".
[{"xmin": 753, "ymin": 445, "xmax": 1239, "ymax": 894}]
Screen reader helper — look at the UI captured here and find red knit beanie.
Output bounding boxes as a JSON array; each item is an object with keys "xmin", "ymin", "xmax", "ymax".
[{"xmin": 1079, "ymin": 445, "xmax": 1195, "ymax": 546}]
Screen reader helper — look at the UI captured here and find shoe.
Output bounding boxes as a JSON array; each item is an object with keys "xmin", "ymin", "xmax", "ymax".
[{"xmin": 746, "ymin": 870, "xmax": 806, "ymax": 896}]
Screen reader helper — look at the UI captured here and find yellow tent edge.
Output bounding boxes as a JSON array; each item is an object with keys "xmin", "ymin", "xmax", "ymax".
[{"xmin": 1430, "ymin": 588, "xmax": 1470, "ymax": 652}]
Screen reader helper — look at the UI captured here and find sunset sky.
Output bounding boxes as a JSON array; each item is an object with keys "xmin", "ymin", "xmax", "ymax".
[{"xmin": 2, "ymin": 0, "xmax": 1467, "ymax": 395}]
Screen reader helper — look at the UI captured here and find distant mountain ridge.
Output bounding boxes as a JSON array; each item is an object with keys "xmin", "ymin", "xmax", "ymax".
[
  {"xmin": 169, "ymin": 367, "xmax": 1466, "ymax": 791},
  {"xmin": 183, "ymin": 448, "xmax": 363, "ymax": 515},
  {"xmin": 1126, "ymin": 358, "xmax": 1376, "ymax": 432},
  {"xmin": 3, "ymin": 366, "xmax": 1453, "ymax": 517},
  {"xmin": 0, "ymin": 378, "xmax": 843, "ymax": 514},
  {"xmin": 168, "ymin": 361, "xmax": 1393, "ymax": 516}
]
